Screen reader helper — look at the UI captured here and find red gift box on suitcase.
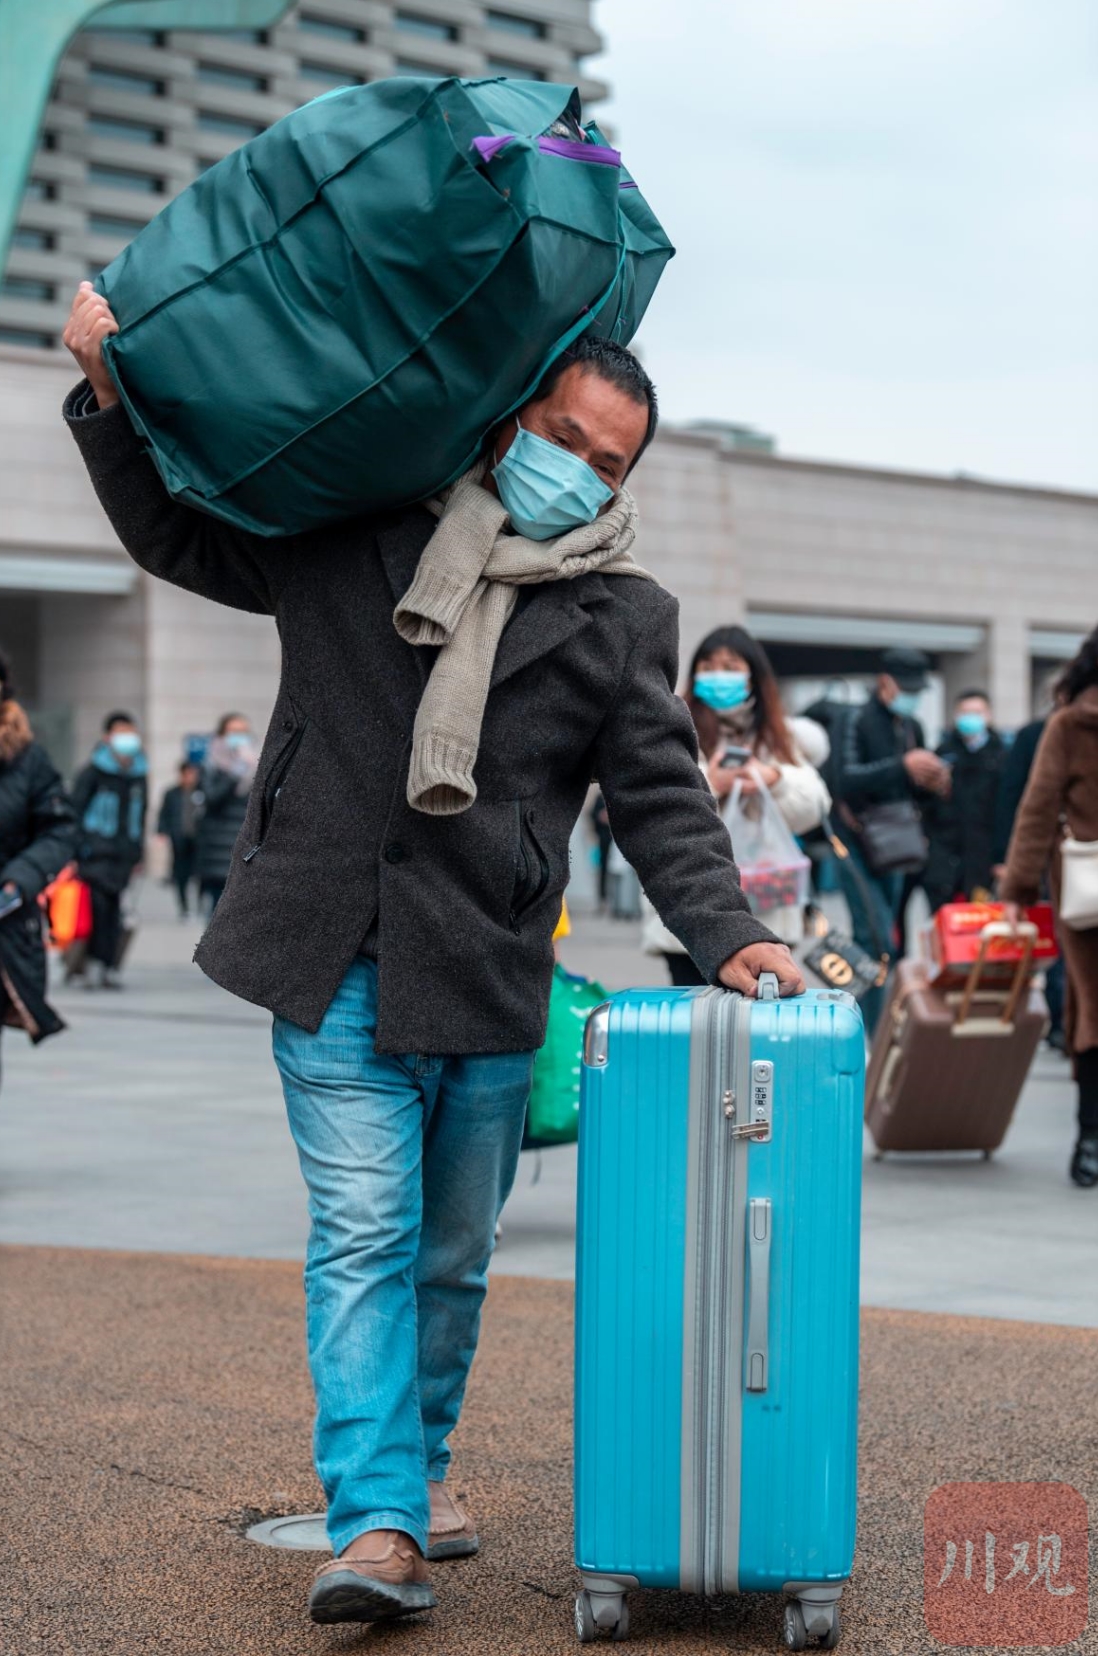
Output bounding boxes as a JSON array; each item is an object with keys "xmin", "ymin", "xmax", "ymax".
[{"xmin": 927, "ymin": 901, "xmax": 1058, "ymax": 988}]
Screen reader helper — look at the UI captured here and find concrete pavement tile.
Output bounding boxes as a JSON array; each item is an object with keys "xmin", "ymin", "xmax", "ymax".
[{"xmin": 1, "ymin": 1247, "xmax": 1095, "ymax": 1654}]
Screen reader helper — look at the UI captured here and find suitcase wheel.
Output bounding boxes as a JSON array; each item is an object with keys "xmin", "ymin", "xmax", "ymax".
[
  {"xmin": 784, "ymin": 1599, "xmax": 841, "ymax": 1649},
  {"xmin": 575, "ymin": 1590, "xmax": 629, "ymax": 1643},
  {"xmin": 784, "ymin": 1603, "xmax": 807, "ymax": 1651},
  {"xmin": 820, "ymin": 1607, "xmax": 841, "ymax": 1649}
]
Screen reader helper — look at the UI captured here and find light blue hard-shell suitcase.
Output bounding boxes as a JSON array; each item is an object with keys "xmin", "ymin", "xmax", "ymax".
[{"xmin": 574, "ymin": 975, "xmax": 864, "ymax": 1648}]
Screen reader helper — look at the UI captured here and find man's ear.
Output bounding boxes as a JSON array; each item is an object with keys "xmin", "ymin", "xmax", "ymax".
[{"xmin": 491, "ymin": 415, "xmax": 519, "ymax": 467}]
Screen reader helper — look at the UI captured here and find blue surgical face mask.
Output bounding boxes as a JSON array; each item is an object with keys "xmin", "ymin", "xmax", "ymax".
[
  {"xmin": 693, "ymin": 670, "xmax": 751, "ymax": 711},
  {"xmin": 955, "ymin": 710, "xmax": 987, "ymax": 739},
  {"xmin": 109, "ymin": 730, "xmax": 142, "ymax": 757},
  {"xmin": 492, "ymin": 421, "xmax": 614, "ymax": 542},
  {"xmin": 889, "ymin": 690, "xmax": 921, "ymax": 719},
  {"xmin": 225, "ymin": 731, "xmax": 251, "ymax": 750}
]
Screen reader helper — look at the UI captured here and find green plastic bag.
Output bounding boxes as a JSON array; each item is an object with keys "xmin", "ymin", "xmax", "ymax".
[
  {"xmin": 524, "ymin": 965, "xmax": 607, "ymax": 1149},
  {"xmin": 97, "ymin": 75, "xmax": 674, "ymax": 537}
]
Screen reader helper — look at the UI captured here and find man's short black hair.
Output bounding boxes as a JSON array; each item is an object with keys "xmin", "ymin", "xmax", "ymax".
[
  {"xmin": 527, "ymin": 335, "xmax": 658, "ymax": 473},
  {"xmin": 956, "ymin": 687, "xmax": 990, "ymax": 704},
  {"xmin": 103, "ymin": 710, "xmax": 136, "ymax": 732}
]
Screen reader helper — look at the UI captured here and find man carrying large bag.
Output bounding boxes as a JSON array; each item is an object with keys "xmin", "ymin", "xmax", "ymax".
[{"xmin": 63, "ymin": 289, "xmax": 802, "ymax": 1627}]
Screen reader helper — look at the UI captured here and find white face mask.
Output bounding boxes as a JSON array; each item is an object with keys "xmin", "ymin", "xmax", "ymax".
[{"xmin": 888, "ymin": 690, "xmax": 921, "ymax": 719}]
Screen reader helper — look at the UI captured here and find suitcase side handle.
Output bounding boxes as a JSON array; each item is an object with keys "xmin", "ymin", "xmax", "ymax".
[
  {"xmin": 745, "ymin": 1197, "xmax": 772, "ymax": 1392},
  {"xmin": 756, "ymin": 971, "xmax": 780, "ymax": 1002}
]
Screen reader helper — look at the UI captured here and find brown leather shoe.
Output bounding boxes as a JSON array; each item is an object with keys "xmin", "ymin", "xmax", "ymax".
[
  {"xmin": 427, "ymin": 1482, "xmax": 479, "ymax": 1561},
  {"xmin": 308, "ymin": 1528, "xmax": 436, "ymax": 1624}
]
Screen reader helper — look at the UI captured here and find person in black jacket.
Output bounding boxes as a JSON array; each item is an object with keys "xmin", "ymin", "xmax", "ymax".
[
  {"xmin": 196, "ymin": 716, "xmax": 257, "ymax": 915},
  {"xmin": 992, "ymin": 716, "xmax": 1047, "ymax": 867},
  {"xmin": 157, "ymin": 761, "xmax": 201, "ymax": 917},
  {"xmin": 0, "ymin": 650, "xmax": 77, "ymax": 1086},
  {"xmin": 923, "ymin": 690, "xmax": 1006, "ymax": 911},
  {"xmin": 63, "ymin": 284, "xmax": 801, "ymax": 1628},
  {"xmin": 70, "ymin": 711, "xmax": 147, "ymax": 988},
  {"xmin": 831, "ymin": 647, "xmax": 949, "ymax": 1032}
]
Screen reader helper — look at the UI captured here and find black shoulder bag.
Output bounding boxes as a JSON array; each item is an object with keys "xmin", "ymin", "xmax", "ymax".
[
  {"xmin": 801, "ymin": 818, "xmax": 890, "ymax": 1000},
  {"xmin": 850, "ymin": 717, "xmax": 928, "ymax": 875}
]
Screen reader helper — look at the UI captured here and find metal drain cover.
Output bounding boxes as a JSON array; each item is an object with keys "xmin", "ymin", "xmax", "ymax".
[{"xmin": 246, "ymin": 1513, "xmax": 331, "ymax": 1551}]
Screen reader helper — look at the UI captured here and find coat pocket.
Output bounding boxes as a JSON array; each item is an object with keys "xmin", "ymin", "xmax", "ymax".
[
  {"xmin": 510, "ymin": 802, "xmax": 552, "ymax": 929},
  {"xmin": 242, "ymin": 720, "xmax": 308, "ymax": 863}
]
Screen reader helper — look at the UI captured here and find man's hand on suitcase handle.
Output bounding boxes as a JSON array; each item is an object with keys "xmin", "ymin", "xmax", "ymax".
[{"xmin": 719, "ymin": 943, "xmax": 805, "ymax": 998}]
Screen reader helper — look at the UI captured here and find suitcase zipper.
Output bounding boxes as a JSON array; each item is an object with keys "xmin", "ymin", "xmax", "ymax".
[
  {"xmin": 694, "ymin": 993, "xmax": 736, "ymax": 1597},
  {"xmin": 684, "ymin": 992, "xmax": 752, "ymax": 1598}
]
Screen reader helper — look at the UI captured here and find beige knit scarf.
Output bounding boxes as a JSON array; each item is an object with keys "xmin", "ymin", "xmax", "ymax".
[{"xmin": 395, "ymin": 463, "xmax": 652, "ymax": 814}]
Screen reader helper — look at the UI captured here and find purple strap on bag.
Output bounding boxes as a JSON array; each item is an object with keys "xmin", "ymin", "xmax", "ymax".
[{"xmin": 471, "ymin": 133, "xmax": 622, "ymax": 167}]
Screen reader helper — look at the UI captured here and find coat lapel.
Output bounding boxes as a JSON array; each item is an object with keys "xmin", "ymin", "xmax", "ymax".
[
  {"xmin": 372, "ymin": 509, "xmax": 440, "ymax": 688},
  {"xmin": 374, "ymin": 508, "xmax": 436, "ymax": 608},
  {"xmin": 376, "ymin": 509, "xmax": 610, "ymax": 691},
  {"xmin": 490, "ymin": 573, "xmax": 607, "ymax": 689}
]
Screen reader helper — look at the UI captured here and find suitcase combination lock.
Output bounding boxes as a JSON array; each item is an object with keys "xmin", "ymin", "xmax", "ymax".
[{"xmin": 723, "ymin": 1061, "xmax": 773, "ymax": 1142}]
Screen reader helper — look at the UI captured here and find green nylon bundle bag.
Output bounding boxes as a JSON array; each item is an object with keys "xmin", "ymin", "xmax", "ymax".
[
  {"xmin": 523, "ymin": 965, "xmax": 607, "ymax": 1150},
  {"xmin": 96, "ymin": 75, "xmax": 674, "ymax": 537}
]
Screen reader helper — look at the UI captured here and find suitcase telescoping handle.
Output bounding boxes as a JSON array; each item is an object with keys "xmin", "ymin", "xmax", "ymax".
[
  {"xmin": 745, "ymin": 1198, "xmax": 772, "ymax": 1392},
  {"xmin": 955, "ymin": 921, "xmax": 1036, "ymax": 1032}
]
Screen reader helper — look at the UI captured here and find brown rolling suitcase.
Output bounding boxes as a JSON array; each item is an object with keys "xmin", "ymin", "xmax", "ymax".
[{"xmin": 865, "ymin": 923, "xmax": 1048, "ymax": 1157}]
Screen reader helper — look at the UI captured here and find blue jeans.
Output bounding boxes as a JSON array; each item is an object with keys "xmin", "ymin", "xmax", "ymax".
[
  {"xmin": 273, "ymin": 959, "xmax": 535, "ymax": 1557},
  {"xmin": 835, "ymin": 839, "xmax": 903, "ymax": 1036}
]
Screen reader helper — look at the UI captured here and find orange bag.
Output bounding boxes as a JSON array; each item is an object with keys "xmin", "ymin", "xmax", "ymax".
[{"xmin": 45, "ymin": 869, "xmax": 93, "ymax": 950}]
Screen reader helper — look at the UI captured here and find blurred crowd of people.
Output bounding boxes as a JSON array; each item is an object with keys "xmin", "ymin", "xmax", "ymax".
[
  {"xmin": 3, "ymin": 618, "xmax": 1098, "ymax": 1186},
  {"xmin": 156, "ymin": 713, "xmax": 259, "ymax": 919},
  {"xmin": 0, "ymin": 647, "xmax": 260, "ymax": 1094},
  {"xmin": 591, "ymin": 620, "xmax": 1098, "ymax": 1188}
]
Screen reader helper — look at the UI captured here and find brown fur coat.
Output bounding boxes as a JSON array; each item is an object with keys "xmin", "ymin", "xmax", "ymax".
[{"xmin": 1002, "ymin": 686, "xmax": 1098, "ymax": 1054}]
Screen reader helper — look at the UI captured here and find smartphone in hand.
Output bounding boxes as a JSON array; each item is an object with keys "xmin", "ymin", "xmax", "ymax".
[{"xmin": 719, "ymin": 745, "xmax": 752, "ymax": 768}]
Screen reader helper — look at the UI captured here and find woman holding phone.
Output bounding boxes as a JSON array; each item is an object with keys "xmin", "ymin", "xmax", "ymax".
[
  {"xmin": 643, "ymin": 625, "xmax": 830, "ymax": 984},
  {"xmin": 0, "ymin": 649, "xmax": 77, "ymax": 1090}
]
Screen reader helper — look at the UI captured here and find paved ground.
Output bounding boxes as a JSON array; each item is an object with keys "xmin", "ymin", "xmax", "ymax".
[
  {"xmin": 1, "ymin": 887, "xmax": 1094, "ymax": 1327},
  {"xmin": 2, "ymin": 1245, "xmax": 1094, "ymax": 1656}
]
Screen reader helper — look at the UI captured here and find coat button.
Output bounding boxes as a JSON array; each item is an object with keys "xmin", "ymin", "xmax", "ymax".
[
  {"xmin": 283, "ymin": 717, "xmax": 294, "ymax": 730},
  {"xmin": 385, "ymin": 843, "xmax": 407, "ymax": 865}
]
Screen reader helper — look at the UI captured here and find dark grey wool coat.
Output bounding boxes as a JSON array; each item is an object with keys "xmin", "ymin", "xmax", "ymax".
[{"xmin": 65, "ymin": 382, "xmax": 777, "ymax": 1054}]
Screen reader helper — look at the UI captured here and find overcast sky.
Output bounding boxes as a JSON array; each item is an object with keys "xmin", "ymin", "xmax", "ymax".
[{"xmin": 587, "ymin": 0, "xmax": 1098, "ymax": 493}]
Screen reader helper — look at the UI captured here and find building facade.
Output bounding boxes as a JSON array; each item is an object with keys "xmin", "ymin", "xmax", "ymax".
[
  {"xmin": 1, "ymin": 2, "xmax": 1096, "ymax": 820},
  {"xmin": 629, "ymin": 426, "xmax": 1097, "ymax": 735}
]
